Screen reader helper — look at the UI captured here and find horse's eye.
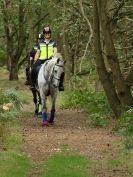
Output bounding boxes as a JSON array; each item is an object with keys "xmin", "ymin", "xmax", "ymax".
[{"xmin": 54, "ymin": 70, "xmax": 57, "ymax": 73}]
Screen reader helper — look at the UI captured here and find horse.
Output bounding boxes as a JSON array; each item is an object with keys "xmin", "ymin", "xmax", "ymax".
[{"xmin": 31, "ymin": 53, "xmax": 65, "ymax": 126}]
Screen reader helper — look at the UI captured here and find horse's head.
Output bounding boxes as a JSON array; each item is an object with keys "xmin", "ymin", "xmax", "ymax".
[{"xmin": 51, "ymin": 53, "xmax": 65, "ymax": 88}]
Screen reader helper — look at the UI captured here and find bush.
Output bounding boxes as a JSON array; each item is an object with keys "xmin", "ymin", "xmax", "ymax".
[
  {"xmin": 0, "ymin": 89, "xmax": 22, "ymax": 109},
  {"xmin": 115, "ymin": 108, "xmax": 133, "ymax": 149},
  {"xmin": 61, "ymin": 89, "xmax": 111, "ymax": 127},
  {"xmin": 0, "ymin": 89, "xmax": 22, "ymax": 123}
]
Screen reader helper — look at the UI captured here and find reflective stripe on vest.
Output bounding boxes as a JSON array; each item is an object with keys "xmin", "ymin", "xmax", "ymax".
[{"xmin": 39, "ymin": 42, "xmax": 54, "ymax": 60}]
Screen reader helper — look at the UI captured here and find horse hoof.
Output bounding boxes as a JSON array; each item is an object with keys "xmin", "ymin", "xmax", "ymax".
[
  {"xmin": 48, "ymin": 120, "xmax": 54, "ymax": 125},
  {"xmin": 42, "ymin": 121, "xmax": 49, "ymax": 126}
]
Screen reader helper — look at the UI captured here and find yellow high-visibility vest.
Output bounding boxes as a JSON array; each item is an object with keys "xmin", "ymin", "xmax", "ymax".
[{"xmin": 39, "ymin": 42, "xmax": 54, "ymax": 60}]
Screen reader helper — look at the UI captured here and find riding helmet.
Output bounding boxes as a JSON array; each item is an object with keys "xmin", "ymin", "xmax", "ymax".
[{"xmin": 43, "ymin": 27, "xmax": 51, "ymax": 34}]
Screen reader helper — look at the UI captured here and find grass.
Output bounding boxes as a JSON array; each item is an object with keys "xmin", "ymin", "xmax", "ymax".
[
  {"xmin": 0, "ymin": 122, "xmax": 32, "ymax": 177},
  {"xmin": 0, "ymin": 152, "xmax": 30, "ymax": 177},
  {"xmin": 105, "ymin": 151, "xmax": 133, "ymax": 176},
  {"xmin": 39, "ymin": 154, "xmax": 94, "ymax": 177},
  {"xmin": 0, "ymin": 69, "xmax": 32, "ymax": 177}
]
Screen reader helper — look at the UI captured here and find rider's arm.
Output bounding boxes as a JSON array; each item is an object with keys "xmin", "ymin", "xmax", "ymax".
[{"xmin": 34, "ymin": 49, "xmax": 40, "ymax": 62}]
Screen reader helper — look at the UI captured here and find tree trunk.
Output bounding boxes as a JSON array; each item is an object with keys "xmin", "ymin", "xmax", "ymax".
[
  {"xmin": 62, "ymin": 0, "xmax": 71, "ymax": 82},
  {"xmin": 99, "ymin": 0, "xmax": 133, "ymax": 107},
  {"xmin": 9, "ymin": 59, "xmax": 18, "ymax": 80},
  {"xmin": 1, "ymin": 0, "xmax": 26, "ymax": 80},
  {"xmin": 93, "ymin": 0, "xmax": 121, "ymax": 117}
]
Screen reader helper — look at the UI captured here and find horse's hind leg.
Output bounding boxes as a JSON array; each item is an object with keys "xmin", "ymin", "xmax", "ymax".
[
  {"xmin": 31, "ymin": 89, "xmax": 38, "ymax": 116},
  {"xmin": 49, "ymin": 108, "xmax": 55, "ymax": 124}
]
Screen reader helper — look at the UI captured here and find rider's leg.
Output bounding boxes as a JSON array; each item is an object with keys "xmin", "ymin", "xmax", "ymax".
[{"xmin": 30, "ymin": 60, "xmax": 43, "ymax": 90}]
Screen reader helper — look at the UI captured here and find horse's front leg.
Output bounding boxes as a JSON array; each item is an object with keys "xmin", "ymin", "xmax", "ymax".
[
  {"xmin": 49, "ymin": 90, "xmax": 57, "ymax": 123},
  {"xmin": 40, "ymin": 89, "xmax": 49, "ymax": 126},
  {"xmin": 37, "ymin": 91, "xmax": 42, "ymax": 117}
]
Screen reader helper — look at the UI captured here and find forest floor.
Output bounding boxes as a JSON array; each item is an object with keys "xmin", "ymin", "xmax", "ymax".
[
  {"xmin": 0, "ymin": 68, "xmax": 132, "ymax": 177},
  {"xmin": 21, "ymin": 100, "xmax": 132, "ymax": 177}
]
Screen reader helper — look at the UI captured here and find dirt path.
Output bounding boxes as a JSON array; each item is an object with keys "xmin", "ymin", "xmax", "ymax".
[{"xmin": 21, "ymin": 104, "xmax": 131, "ymax": 177}]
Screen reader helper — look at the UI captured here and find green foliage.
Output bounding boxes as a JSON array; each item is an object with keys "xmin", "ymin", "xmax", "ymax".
[
  {"xmin": 89, "ymin": 113, "xmax": 109, "ymax": 127},
  {"xmin": 60, "ymin": 89, "xmax": 111, "ymax": 127},
  {"xmin": 0, "ymin": 89, "xmax": 22, "ymax": 123},
  {"xmin": 0, "ymin": 89, "xmax": 22, "ymax": 109},
  {"xmin": 0, "ymin": 110, "xmax": 19, "ymax": 123},
  {"xmin": 39, "ymin": 154, "xmax": 93, "ymax": 177},
  {"xmin": 115, "ymin": 108, "xmax": 133, "ymax": 149},
  {"xmin": 0, "ymin": 49, "xmax": 6, "ymax": 66}
]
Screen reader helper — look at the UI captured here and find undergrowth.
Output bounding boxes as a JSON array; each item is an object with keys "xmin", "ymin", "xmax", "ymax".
[
  {"xmin": 114, "ymin": 108, "xmax": 133, "ymax": 150},
  {"xmin": 60, "ymin": 89, "xmax": 111, "ymax": 127},
  {"xmin": 0, "ymin": 89, "xmax": 31, "ymax": 177},
  {"xmin": 0, "ymin": 89, "xmax": 22, "ymax": 141}
]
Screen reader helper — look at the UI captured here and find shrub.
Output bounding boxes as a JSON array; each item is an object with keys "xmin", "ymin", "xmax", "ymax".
[
  {"xmin": 0, "ymin": 89, "xmax": 22, "ymax": 109},
  {"xmin": 0, "ymin": 89, "xmax": 22, "ymax": 123},
  {"xmin": 61, "ymin": 89, "xmax": 111, "ymax": 127},
  {"xmin": 115, "ymin": 108, "xmax": 133, "ymax": 149}
]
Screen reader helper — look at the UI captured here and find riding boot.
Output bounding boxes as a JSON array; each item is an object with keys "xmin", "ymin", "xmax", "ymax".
[{"xmin": 59, "ymin": 72, "xmax": 64, "ymax": 91}]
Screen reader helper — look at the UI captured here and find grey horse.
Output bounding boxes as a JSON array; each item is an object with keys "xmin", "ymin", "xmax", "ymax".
[{"xmin": 37, "ymin": 53, "xmax": 65, "ymax": 126}]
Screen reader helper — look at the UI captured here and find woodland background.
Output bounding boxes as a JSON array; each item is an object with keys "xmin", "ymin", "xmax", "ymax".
[
  {"xmin": 0, "ymin": 1, "xmax": 133, "ymax": 176},
  {"xmin": 0, "ymin": 0, "xmax": 133, "ymax": 117}
]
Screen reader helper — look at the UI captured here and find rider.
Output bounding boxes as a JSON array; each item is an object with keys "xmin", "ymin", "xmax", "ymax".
[
  {"xmin": 31, "ymin": 26, "xmax": 64, "ymax": 91},
  {"xmin": 25, "ymin": 34, "xmax": 43, "ymax": 85}
]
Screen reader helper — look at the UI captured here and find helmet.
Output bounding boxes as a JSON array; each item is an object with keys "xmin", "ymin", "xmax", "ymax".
[{"xmin": 43, "ymin": 27, "xmax": 51, "ymax": 34}]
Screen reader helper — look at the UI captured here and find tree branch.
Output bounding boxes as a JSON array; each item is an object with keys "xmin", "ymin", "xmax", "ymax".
[
  {"xmin": 78, "ymin": 0, "xmax": 93, "ymax": 72},
  {"xmin": 32, "ymin": 13, "xmax": 49, "ymax": 29}
]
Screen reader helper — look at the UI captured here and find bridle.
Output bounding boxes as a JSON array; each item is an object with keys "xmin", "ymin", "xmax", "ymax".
[
  {"xmin": 43, "ymin": 58, "xmax": 64, "ymax": 85},
  {"xmin": 51, "ymin": 63, "xmax": 63, "ymax": 81}
]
